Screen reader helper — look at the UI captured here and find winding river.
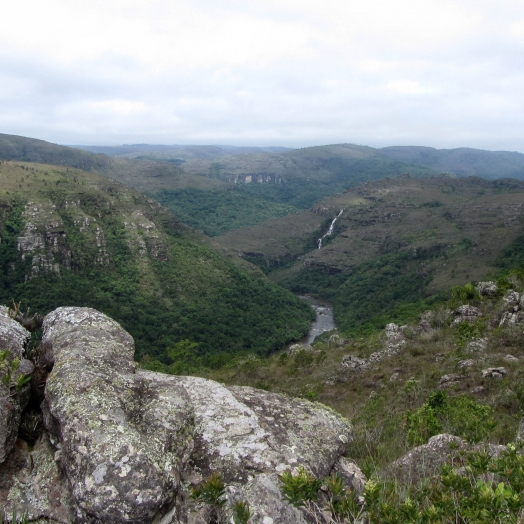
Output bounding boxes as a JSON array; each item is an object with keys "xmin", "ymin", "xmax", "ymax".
[{"xmin": 298, "ymin": 295, "xmax": 336, "ymax": 344}]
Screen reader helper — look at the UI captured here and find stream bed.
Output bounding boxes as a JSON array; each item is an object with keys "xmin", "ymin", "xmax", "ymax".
[{"xmin": 298, "ymin": 295, "xmax": 336, "ymax": 344}]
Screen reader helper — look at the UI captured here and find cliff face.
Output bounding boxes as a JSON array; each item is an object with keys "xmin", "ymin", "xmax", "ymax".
[{"xmin": 0, "ymin": 307, "xmax": 359, "ymax": 524}]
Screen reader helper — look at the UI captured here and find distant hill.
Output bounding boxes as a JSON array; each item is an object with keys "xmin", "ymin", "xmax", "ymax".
[
  {"xmin": 378, "ymin": 146, "xmax": 524, "ymax": 179},
  {"xmin": 0, "ymin": 160, "xmax": 313, "ymax": 362},
  {"xmin": 4, "ymin": 134, "xmax": 524, "ymax": 238},
  {"xmin": 73, "ymin": 143, "xmax": 290, "ymax": 162},
  {"xmin": 216, "ymin": 174, "xmax": 524, "ymax": 334},
  {"xmin": 0, "ymin": 133, "xmax": 224, "ymax": 194}
]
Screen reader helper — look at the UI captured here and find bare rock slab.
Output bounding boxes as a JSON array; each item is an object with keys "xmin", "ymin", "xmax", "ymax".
[
  {"xmin": 39, "ymin": 307, "xmax": 354, "ymax": 523},
  {"xmin": 41, "ymin": 307, "xmax": 194, "ymax": 523}
]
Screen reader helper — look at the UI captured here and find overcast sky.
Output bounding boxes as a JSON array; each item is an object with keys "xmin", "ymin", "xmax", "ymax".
[{"xmin": 2, "ymin": 0, "xmax": 524, "ymax": 150}]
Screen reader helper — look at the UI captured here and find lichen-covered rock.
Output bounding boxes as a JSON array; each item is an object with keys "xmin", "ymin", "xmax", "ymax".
[
  {"xmin": 333, "ymin": 457, "xmax": 366, "ymax": 493},
  {"xmin": 0, "ymin": 434, "xmax": 73, "ymax": 522},
  {"xmin": 453, "ymin": 305, "xmax": 481, "ymax": 324},
  {"xmin": 385, "ymin": 323, "xmax": 404, "ymax": 341},
  {"xmin": 388, "ymin": 434, "xmax": 467, "ymax": 483},
  {"xmin": 475, "ymin": 281, "xmax": 498, "ymax": 296},
  {"xmin": 388, "ymin": 434, "xmax": 505, "ymax": 484},
  {"xmin": 341, "ymin": 355, "xmax": 369, "ymax": 372},
  {"xmin": 38, "ymin": 307, "xmax": 354, "ymax": 523},
  {"xmin": 0, "ymin": 306, "xmax": 30, "ymax": 360},
  {"xmin": 465, "ymin": 337, "xmax": 488, "ymax": 353},
  {"xmin": 41, "ymin": 307, "xmax": 194, "ymax": 523},
  {"xmin": 0, "ymin": 307, "xmax": 31, "ymax": 464},
  {"xmin": 482, "ymin": 367, "xmax": 507, "ymax": 379},
  {"xmin": 437, "ymin": 374, "xmax": 465, "ymax": 390},
  {"xmin": 502, "ymin": 290, "xmax": 520, "ymax": 310},
  {"xmin": 175, "ymin": 378, "xmax": 351, "ymax": 481}
]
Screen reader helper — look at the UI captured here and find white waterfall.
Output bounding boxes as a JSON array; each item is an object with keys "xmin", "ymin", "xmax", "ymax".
[{"xmin": 317, "ymin": 209, "xmax": 343, "ymax": 249}]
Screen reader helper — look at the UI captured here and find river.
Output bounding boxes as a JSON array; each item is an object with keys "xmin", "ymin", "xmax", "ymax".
[{"xmin": 298, "ymin": 295, "xmax": 336, "ymax": 344}]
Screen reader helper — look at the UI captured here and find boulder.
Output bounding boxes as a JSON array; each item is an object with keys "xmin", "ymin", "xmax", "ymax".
[
  {"xmin": 0, "ymin": 306, "xmax": 31, "ymax": 360},
  {"xmin": 0, "ymin": 307, "xmax": 32, "ymax": 464},
  {"xmin": 36, "ymin": 307, "xmax": 354, "ymax": 523},
  {"xmin": 41, "ymin": 307, "xmax": 194, "ymax": 523},
  {"xmin": 437, "ymin": 374, "xmax": 465, "ymax": 390},
  {"xmin": 341, "ymin": 355, "xmax": 369, "ymax": 372},
  {"xmin": 453, "ymin": 305, "xmax": 481, "ymax": 324},
  {"xmin": 502, "ymin": 290, "xmax": 520, "ymax": 311},
  {"xmin": 388, "ymin": 434, "xmax": 506, "ymax": 484},
  {"xmin": 482, "ymin": 367, "xmax": 507, "ymax": 379},
  {"xmin": 387, "ymin": 434, "xmax": 466, "ymax": 483},
  {"xmin": 385, "ymin": 323, "xmax": 404, "ymax": 341},
  {"xmin": 475, "ymin": 281, "xmax": 498, "ymax": 297},
  {"xmin": 458, "ymin": 359, "xmax": 476, "ymax": 369},
  {"xmin": 465, "ymin": 338, "xmax": 488, "ymax": 353},
  {"xmin": 0, "ymin": 434, "xmax": 73, "ymax": 522}
]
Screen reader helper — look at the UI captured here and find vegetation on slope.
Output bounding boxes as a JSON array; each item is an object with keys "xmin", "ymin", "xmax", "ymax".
[
  {"xmin": 0, "ymin": 161, "xmax": 313, "ymax": 362},
  {"xmin": 218, "ymin": 175, "xmax": 524, "ymax": 337},
  {"xmin": 153, "ymin": 187, "xmax": 299, "ymax": 237},
  {"xmin": 185, "ymin": 273, "xmax": 524, "ymax": 522}
]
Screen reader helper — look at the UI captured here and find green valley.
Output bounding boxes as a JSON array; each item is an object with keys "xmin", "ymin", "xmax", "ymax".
[{"xmin": 0, "ymin": 160, "xmax": 313, "ymax": 364}]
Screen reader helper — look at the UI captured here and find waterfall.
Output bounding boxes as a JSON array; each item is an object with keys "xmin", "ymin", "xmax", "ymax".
[{"xmin": 317, "ymin": 209, "xmax": 343, "ymax": 249}]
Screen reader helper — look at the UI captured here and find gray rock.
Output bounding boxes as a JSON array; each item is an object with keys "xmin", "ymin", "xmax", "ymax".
[
  {"xmin": 0, "ymin": 306, "xmax": 31, "ymax": 359},
  {"xmin": 388, "ymin": 434, "xmax": 506, "ymax": 484},
  {"xmin": 389, "ymin": 372, "xmax": 400, "ymax": 382},
  {"xmin": 503, "ymin": 354, "xmax": 519, "ymax": 363},
  {"xmin": 437, "ymin": 374, "xmax": 465, "ymax": 390},
  {"xmin": 454, "ymin": 305, "xmax": 481, "ymax": 317},
  {"xmin": 385, "ymin": 323, "xmax": 404, "ymax": 341},
  {"xmin": 418, "ymin": 319, "xmax": 432, "ymax": 332},
  {"xmin": 288, "ymin": 343, "xmax": 314, "ymax": 354},
  {"xmin": 332, "ymin": 457, "xmax": 366, "ymax": 493},
  {"xmin": 502, "ymin": 290, "xmax": 521, "ymax": 310},
  {"xmin": 458, "ymin": 359, "xmax": 476, "ymax": 369},
  {"xmin": 499, "ymin": 311, "xmax": 519, "ymax": 327},
  {"xmin": 341, "ymin": 355, "xmax": 369, "ymax": 372},
  {"xmin": 0, "ymin": 307, "xmax": 32, "ymax": 464},
  {"xmin": 39, "ymin": 307, "xmax": 354, "ymax": 523},
  {"xmin": 388, "ymin": 434, "xmax": 467, "ymax": 483},
  {"xmin": 516, "ymin": 419, "xmax": 524, "ymax": 444},
  {"xmin": 475, "ymin": 281, "xmax": 498, "ymax": 296},
  {"xmin": 172, "ymin": 376, "xmax": 351, "ymax": 482},
  {"xmin": 41, "ymin": 307, "xmax": 195, "ymax": 523},
  {"xmin": 472, "ymin": 386, "xmax": 486, "ymax": 394},
  {"xmin": 465, "ymin": 338, "xmax": 488, "ymax": 353},
  {"xmin": 482, "ymin": 367, "xmax": 507, "ymax": 379},
  {"xmin": 0, "ymin": 433, "xmax": 74, "ymax": 522}
]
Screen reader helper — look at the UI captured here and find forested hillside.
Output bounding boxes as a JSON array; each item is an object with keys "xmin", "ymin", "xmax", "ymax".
[
  {"xmin": 0, "ymin": 161, "xmax": 313, "ymax": 363},
  {"xmin": 217, "ymin": 175, "xmax": 524, "ymax": 336}
]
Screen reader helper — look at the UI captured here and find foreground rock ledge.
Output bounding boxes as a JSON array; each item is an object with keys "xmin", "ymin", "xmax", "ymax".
[{"xmin": 1, "ymin": 307, "xmax": 355, "ymax": 523}]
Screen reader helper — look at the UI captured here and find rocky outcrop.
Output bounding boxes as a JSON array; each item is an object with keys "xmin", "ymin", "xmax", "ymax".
[
  {"xmin": 0, "ymin": 307, "xmax": 32, "ymax": 463},
  {"xmin": 499, "ymin": 289, "xmax": 524, "ymax": 326},
  {"xmin": 387, "ymin": 434, "xmax": 506, "ymax": 484},
  {"xmin": 475, "ymin": 281, "xmax": 498, "ymax": 296},
  {"xmin": 2, "ymin": 307, "xmax": 356, "ymax": 523},
  {"xmin": 453, "ymin": 305, "xmax": 481, "ymax": 324}
]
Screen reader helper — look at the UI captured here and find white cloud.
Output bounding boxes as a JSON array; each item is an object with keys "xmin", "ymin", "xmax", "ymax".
[
  {"xmin": 386, "ymin": 80, "xmax": 435, "ymax": 95},
  {"xmin": 0, "ymin": 0, "xmax": 523, "ymax": 150},
  {"xmin": 89, "ymin": 100, "xmax": 151, "ymax": 116}
]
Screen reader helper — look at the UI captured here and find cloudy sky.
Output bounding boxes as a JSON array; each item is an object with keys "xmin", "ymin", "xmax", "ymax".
[{"xmin": 2, "ymin": 0, "xmax": 524, "ymax": 150}]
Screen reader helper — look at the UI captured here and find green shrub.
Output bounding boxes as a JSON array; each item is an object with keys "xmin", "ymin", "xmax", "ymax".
[{"xmin": 405, "ymin": 392, "xmax": 495, "ymax": 446}]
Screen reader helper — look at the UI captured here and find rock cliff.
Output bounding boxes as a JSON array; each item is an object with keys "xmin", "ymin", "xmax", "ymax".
[{"xmin": 0, "ymin": 307, "xmax": 356, "ymax": 523}]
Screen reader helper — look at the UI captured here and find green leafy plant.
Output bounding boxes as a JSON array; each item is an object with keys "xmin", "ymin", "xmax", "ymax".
[
  {"xmin": 279, "ymin": 467, "xmax": 322, "ymax": 508},
  {"xmin": 232, "ymin": 500, "xmax": 252, "ymax": 524},
  {"xmin": 191, "ymin": 472, "xmax": 226, "ymax": 508}
]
